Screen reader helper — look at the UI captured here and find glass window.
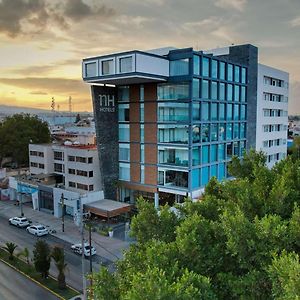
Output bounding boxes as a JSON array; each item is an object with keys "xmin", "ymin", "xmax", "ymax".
[
  {"xmin": 202, "ymin": 80, "xmax": 209, "ymax": 99},
  {"xmin": 234, "ymin": 65, "xmax": 240, "ymax": 82},
  {"xmin": 193, "ymin": 78, "xmax": 200, "ymax": 99},
  {"xmin": 102, "ymin": 59, "xmax": 114, "ymax": 75},
  {"xmin": 140, "ymin": 124, "xmax": 144, "ymax": 143},
  {"xmin": 240, "ymin": 141, "xmax": 246, "ymax": 156},
  {"xmin": 119, "ymin": 56, "xmax": 132, "ymax": 73},
  {"xmin": 241, "ymin": 86, "xmax": 246, "ymax": 102},
  {"xmin": 202, "ymin": 57, "xmax": 210, "ymax": 77},
  {"xmin": 201, "ymin": 166, "xmax": 209, "ymax": 186},
  {"xmin": 140, "ymin": 85, "xmax": 144, "ymax": 101},
  {"xmin": 85, "ymin": 62, "xmax": 97, "ymax": 77},
  {"xmin": 219, "ymin": 103, "xmax": 225, "ymax": 121},
  {"xmin": 202, "ymin": 124, "xmax": 209, "ymax": 142},
  {"xmin": 193, "ymin": 55, "xmax": 200, "ymax": 75},
  {"xmin": 227, "ymin": 104, "xmax": 233, "ymax": 120},
  {"xmin": 118, "ymin": 104, "xmax": 129, "ymax": 122},
  {"xmin": 211, "ymin": 103, "xmax": 218, "ymax": 121},
  {"xmin": 219, "ymin": 62, "xmax": 225, "ymax": 80},
  {"xmin": 233, "ymin": 142, "xmax": 239, "ymax": 155},
  {"xmin": 201, "ymin": 102, "xmax": 210, "ymax": 121},
  {"xmin": 211, "ymin": 124, "xmax": 218, "ymax": 142},
  {"xmin": 218, "ymin": 163, "xmax": 225, "ymax": 180},
  {"xmin": 119, "ymin": 144, "xmax": 130, "ymax": 161},
  {"xmin": 227, "ymin": 64, "xmax": 233, "ymax": 81},
  {"xmin": 212, "ymin": 60, "xmax": 218, "ymax": 78},
  {"xmin": 118, "ymin": 86, "xmax": 129, "ymax": 102},
  {"xmin": 234, "ymin": 104, "xmax": 239, "ymax": 120},
  {"xmin": 226, "ymin": 123, "xmax": 233, "ymax": 140},
  {"xmin": 234, "ymin": 85, "xmax": 240, "ymax": 102},
  {"xmin": 233, "ymin": 123, "xmax": 239, "ymax": 139},
  {"xmin": 158, "ymin": 102, "xmax": 189, "ymax": 122},
  {"xmin": 227, "ymin": 84, "xmax": 233, "ymax": 101},
  {"xmin": 210, "ymin": 144, "xmax": 217, "ymax": 162},
  {"xmin": 240, "ymin": 123, "xmax": 246, "ymax": 138},
  {"xmin": 219, "ymin": 83, "xmax": 225, "ymax": 101},
  {"xmin": 119, "ymin": 124, "xmax": 130, "ymax": 142},
  {"xmin": 192, "ymin": 169, "xmax": 200, "ymax": 189},
  {"xmin": 219, "ymin": 123, "xmax": 225, "ymax": 141},
  {"xmin": 218, "ymin": 144, "xmax": 225, "ymax": 160},
  {"xmin": 140, "ymin": 165, "xmax": 145, "ymax": 184},
  {"xmin": 211, "ymin": 164, "xmax": 217, "ymax": 178},
  {"xmin": 241, "ymin": 67, "xmax": 247, "ymax": 84},
  {"xmin": 226, "ymin": 143, "xmax": 233, "ymax": 159},
  {"xmin": 192, "ymin": 147, "xmax": 200, "ymax": 166},
  {"xmin": 140, "ymin": 144, "xmax": 145, "ymax": 163},
  {"xmin": 158, "ymin": 83, "xmax": 189, "ymax": 100},
  {"xmin": 193, "ymin": 103, "xmax": 200, "ymax": 120},
  {"xmin": 241, "ymin": 105, "xmax": 246, "ymax": 120},
  {"xmin": 158, "ymin": 147, "xmax": 189, "ymax": 167},
  {"xmin": 140, "ymin": 103, "xmax": 144, "ymax": 122},
  {"xmin": 170, "ymin": 59, "xmax": 189, "ymax": 75},
  {"xmin": 119, "ymin": 163, "xmax": 130, "ymax": 181},
  {"xmin": 211, "ymin": 81, "xmax": 218, "ymax": 100},
  {"xmin": 190, "ymin": 124, "xmax": 199, "ymax": 143},
  {"xmin": 158, "ymin": 125, "xmax": 189, "ymax": 144},
  {"xmin": 202, "ymin": 145, "xmax": 209, "ymax": 164}
]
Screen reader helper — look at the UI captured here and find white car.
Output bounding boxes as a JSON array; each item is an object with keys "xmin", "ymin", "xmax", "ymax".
[
  {"xmin": 26, "ymin": 224, "xmax": 49, "ymax": 236},
  {"xmin": 71, "ymin": 243, "xmax": 97, "ymax": 257},
  {"xmin": 9, "ymin": 217, "xmax": 30, "ymax": 228}
]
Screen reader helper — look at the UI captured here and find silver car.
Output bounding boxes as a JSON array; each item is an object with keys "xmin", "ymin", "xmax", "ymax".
[
  {"xmin": 26, "ymin": 224, "xmax": 48, "ymax": 236},
  {"xmin": 9, "ymin": 217, "xmax": 30, "ymax": 228}
]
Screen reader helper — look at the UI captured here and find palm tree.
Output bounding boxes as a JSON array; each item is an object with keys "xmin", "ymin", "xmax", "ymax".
[
  {"xmin": 3, "ymin": 242, "xmax": 17, "ymax": 260},
  {"xmin": 51, "ymin": 246, "xmax": 67, "ymax": 289}
]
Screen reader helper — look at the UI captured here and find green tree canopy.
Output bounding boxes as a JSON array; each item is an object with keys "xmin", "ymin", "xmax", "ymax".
[{"xmin": 33, "ymin": 240, "xmax": 51, "ymax": 279}]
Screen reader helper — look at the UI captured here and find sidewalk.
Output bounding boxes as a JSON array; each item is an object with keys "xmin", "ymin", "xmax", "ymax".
[{"xmin": 0, "ymin": 200, "xmax": 131, "ymax": 262}]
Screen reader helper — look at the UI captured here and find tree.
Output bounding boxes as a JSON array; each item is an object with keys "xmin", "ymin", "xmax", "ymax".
[
  {"xmin": 3, "ymin": 242, "xmax": 17, "ymax": 260},
  {"xmin": 18, "ymin": 247, "xmax": 30, "ymax": 264},
  {"xmin": 33, "ymin": 240, "xmax": 51, "ymax": 279},
  {"xmin": 75, "ymin": 113, "xmax": 81, "ymax": 124},
  {"xmin": 51, "ymin": 246, "xmax": 67, "ymax": 289},
  {"xmin": 0, "ymin": 114, "xmax": 51, "ymax": 167}
]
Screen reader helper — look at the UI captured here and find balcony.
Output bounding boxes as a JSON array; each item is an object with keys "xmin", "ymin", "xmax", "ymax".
[{"xmin": 82, "ymin": 50, "xmax": 169, "ymax": 85}]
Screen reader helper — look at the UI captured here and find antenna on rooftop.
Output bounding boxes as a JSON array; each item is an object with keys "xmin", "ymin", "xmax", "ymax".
[
  {"xmin": 51, "ymin": 97, "xmax": 56, "ymax": 126},
  {"xmin": 68, "ymin": 96, "xmax": 72, "ymax": 113}
]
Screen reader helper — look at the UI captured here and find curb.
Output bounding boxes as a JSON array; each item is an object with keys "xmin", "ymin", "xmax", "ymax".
[{"xmin": 0, "ymin": 257, "xmax": 65, "ymax": 300}]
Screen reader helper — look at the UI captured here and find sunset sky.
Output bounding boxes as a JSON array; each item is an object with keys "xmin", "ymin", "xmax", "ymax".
[{"xmin": 0, "ymin": 0, "xmax": 299, "ymax": 113}]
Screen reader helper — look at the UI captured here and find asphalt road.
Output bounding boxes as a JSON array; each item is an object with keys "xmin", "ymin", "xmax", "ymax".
[
  {"xmin": 0, "ymin": 214, "xmax": 110, "ymax": 290},
  {"xmin": 0, "ymin": 261, "xmax": 58, "ymax": 300}
]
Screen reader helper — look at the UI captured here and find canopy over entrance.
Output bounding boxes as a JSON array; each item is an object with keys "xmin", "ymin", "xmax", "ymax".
[{"xmin": 84, "ymin": 199, "xmax": 132, "ymax": 218}]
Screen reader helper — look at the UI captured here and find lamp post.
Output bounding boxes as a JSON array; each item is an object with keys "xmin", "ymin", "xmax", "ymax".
[
  {"xmin": 60, "ymin": 193, "xmax": 66, "ymax": 233},
  {"xmin": 20, "ymin": 192, "xmax": 24, "ymax": 217}
]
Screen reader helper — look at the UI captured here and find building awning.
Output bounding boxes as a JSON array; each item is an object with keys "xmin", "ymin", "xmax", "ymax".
[{"xmin": 84, "ymin": 199, "xmax": 132, "ymax": 218}]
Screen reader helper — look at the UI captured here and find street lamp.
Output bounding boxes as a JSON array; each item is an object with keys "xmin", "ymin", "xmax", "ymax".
[{"xmin": 60, "ymin": 193, "xmax": 67, "ymax": 233}]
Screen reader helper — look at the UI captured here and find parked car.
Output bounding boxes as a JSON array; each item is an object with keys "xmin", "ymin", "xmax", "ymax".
[
  {"xmin": 71, "ymin": 243, "xmax": 97, "ymax": 257},
  {"xmin": 26, "ymin": 224, "xmax": 48, "ymax": 236},
  {"xmin": 8, "ymin": 217, "xmax": 30, "ymax": 228}
]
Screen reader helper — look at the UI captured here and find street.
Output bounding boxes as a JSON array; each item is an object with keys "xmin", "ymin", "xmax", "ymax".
[{"xmin": 0, "ymin": 261, "xmax": 58, "ymax": 300}]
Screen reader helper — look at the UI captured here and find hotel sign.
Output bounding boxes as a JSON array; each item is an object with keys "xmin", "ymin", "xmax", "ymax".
[{"xmin": 99, "ymin": 94, "xmax": 115, "ymax": 112}]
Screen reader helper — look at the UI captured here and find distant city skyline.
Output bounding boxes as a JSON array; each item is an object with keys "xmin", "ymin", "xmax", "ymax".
[{"xmin": 0, "ymin": 0, "xmax": 299, "ymax": 113}]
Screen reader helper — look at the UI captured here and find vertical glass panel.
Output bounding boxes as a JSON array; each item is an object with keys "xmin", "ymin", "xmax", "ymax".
[
  {"xmin": 233, "ymin": 123, "xmax": 239, "ymax": 139},
  {"xmin": 158, "ymin": 102, "xmax": 189, "ymax": 122},
  {"xmin": 140, "ymin": 165, "xmax": 145, "ymax": 184},
  {"xmin": 218, "ymin": 144, "xmax": 225, "ymax": 160},
  {"xmin": 211, "ymin": 103, "xmax": 218, "ymax": 121},
  {"xmin": 218, "ymin": 163, "xmax": 225, "ymax": 180},
  {"xmin": 240, "ymin": 141, "xmax": 246, "ymax": 156},
  {"xmin": 241, "ymin": 67, "xmax": 247, "ymax": 84},
  {"xmin": 233, "ymin": 142, "xmax": 239, "ymax": 155},
  {"xmin": 227, "ymin": 84, "xmax": 233, "ymax": 101},
  {"xmin": 193, "ymin": 103, "xmax": 200, "ymax": 120},
  {"xmin": 118, "ymin": 86, "xmax": 130, "ymax": 101},
  {"xmin": 158, "ymin": 125, "xmax": 189, "ymax": 144},
  {"xmin": 240, "ymin": 123, "xmax": 246, "ymax": 138},
  {"xmin": 193, "ymin": 126, "xmax": 200, "ymax": 143},
  {"xmin": 201, "ymin": 166, "xmax": 209, "ymax": 186},
  {"xmin": 219, "ymin": 62, "xmax": 225, "ymax": 80},
  {"xmin": 140, "ymin": 144, "xmax": 145, "ymax": 163},
  {"xmin": 102, "ymin": 60, "xmax": 114, "ymax": 75},
  {"xmin": 210, "ymin": 124, "xmax": 218, "ymax": 142},
  {"xmin": 226, "ymin": 143, "xmax": 233, "ymax": 159},
  {"xmin": 227, "ymin": 104, "xmax": 233, "ymax": 120},
  {"xmin": 170, "ymin": 59, "xmax": 189, "ymax": 75},
  {"xmin": 202, "ymin": 57, "xmax": 210, "ymax": 77},
  {"xmin": 234, "ymin": 65, "xmax": 240, "ymax": 82},
  {"xmin": 241, "ymin": 86, "xmax": 246, "ymax": 102},
  {"xmin": 226, "ymin": 123, "xmax": 233, "ymax": 140},
  {"xmin": 140, "ymin": 103, "xmax": 144, "ymax": 122},
  {"xmin": 119, "ymin": 163, "xmax": 130, "ymax": 181},
  {"xmin": 202, "ymin": 124, "xmax": 209, "ymax": 143},
  {"xmin": 234, "ymin": 85, "xmax": 240, "ymax": 102},
  {"xmin": 202, "ymin": 145, "xmax": 209, "ymax": 164},
  {"xmin": 158, "ymin": 147, "xmax": 189, "ymax": 166},
  {"xmin": 118, "ymin": 104, "xmax": 130, "ymax": 121},
  {"xmin": 202, "ymin": 80, "xmax": 209, "ymax": 99},
  {"xmin": 212, "ymin": 60, "xmax": 218, "ymax": 78},
  {"xmin": 219, "ymin": 123, "xmax": 225, "ymax": 141},
  {"xmin": 219, "ymin": 83, "xmax": 225, "ymax": 101},
  {"xmin": 140, "ymin": 85, "xmax": 144, "ymax": 101},
  {"xmin": 234, "ymin": 104, "xmax": 239, "ymax": 120},
  {"xmin": 241, "ymin": 105, "xmax": 246, "ymax": 120},
  {"xmin": 119, "ymin": 144, "xmax": 130, "ymax": 161},
  {"xmin": 120, "ymin": 56, "xmax": 132, "ymax": 73},
  {"xmin": 158, "ymin": 83, "xmax": 189, "ymax": 100},
  {"xmin": 85, "ymin": 62, "xmax": 97, "ymax": 77},
  {"xmin": 192, "ymin": 147, "xmax": 200, "ymax": 166},
  {"xmin": 211, "ymin": 164, "xmax": 217, "ymax": 178},
  {"xmin": 201, "ymin": 102, "xmax": 210, "ymax": 121},
  {"xmin": 227, "ymin": 64, "xmax": 233, "ymax": 81},
  {"xmin": 193, "ymin": 55, "xmax": 200, "ymax": 75},
  {"xmin": 219, "ymin": 104, "xmax": 225, "ymax": 121},
  {"xmin": 192, "ymin": 169, "xmax": 200, "ymax": 189},
  {"xmin": 193, "ymin": 78, "xmax": 200, "ymax": 99},
  {"xmin": 211, "ymin": 81, "xmax": 218, "ymax": 100},
  {"xmin": 140, "ymin": 124, "xmax": 144, "ymax": 143},
  {"xmin": 210, "ymin": 144, "xmax": 217, "ymax": 162},
  {"xmin": 119, "ymin": 124, "xmax": 130, "ymax": 142}
]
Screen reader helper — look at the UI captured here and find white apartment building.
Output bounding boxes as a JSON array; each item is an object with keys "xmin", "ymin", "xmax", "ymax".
[{"xmin": 256, "ymin": 64, "xmax": 289, "ymax": 168}]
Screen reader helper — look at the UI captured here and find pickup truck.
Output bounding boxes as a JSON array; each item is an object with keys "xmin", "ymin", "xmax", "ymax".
[{"xmin": 71, "ymin": 243, "xmax": 96, "ymax": 257}]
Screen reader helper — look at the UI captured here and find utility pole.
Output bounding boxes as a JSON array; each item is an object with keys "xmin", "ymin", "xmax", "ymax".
[
  {"xmin": 20, "ymin": 193, "xmax": 24, "ymax": 217},
  {"xmin": 61, "ymin": 193, "xmax": 65, "ymax": 232},
  {"xmin": 80, "ymin": 196, "xmax": 87, "ymax": 300}
]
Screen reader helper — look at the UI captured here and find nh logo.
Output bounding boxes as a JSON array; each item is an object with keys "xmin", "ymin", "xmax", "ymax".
[{"xmin": 99, "ymin": 95, "xmax": 115, "ymax": 107}]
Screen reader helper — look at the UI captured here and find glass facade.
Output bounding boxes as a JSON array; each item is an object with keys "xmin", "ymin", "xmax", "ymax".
[{"xmin": 170, "ymin": 59, "xmax": 189, "ymax": 76}]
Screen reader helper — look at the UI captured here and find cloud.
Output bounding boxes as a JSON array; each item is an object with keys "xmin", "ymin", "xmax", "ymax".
[
  {"xmin": 214, "ymin": 0, "xmax": 247, "ymax": 12},
  {"xmin": 290, "ymin": 81, "xmax": 300, "ymax": 114},
  {"xmin": 11, "ymin": 65, "xmax": 56, "ymax": 76},
  {"xmin": 289, "ymin": 16, "xmax": 300, "ymax": 27},
  {"xmin": 29, "ymin": 91, "xmax": 48, "ymax": 95}
]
